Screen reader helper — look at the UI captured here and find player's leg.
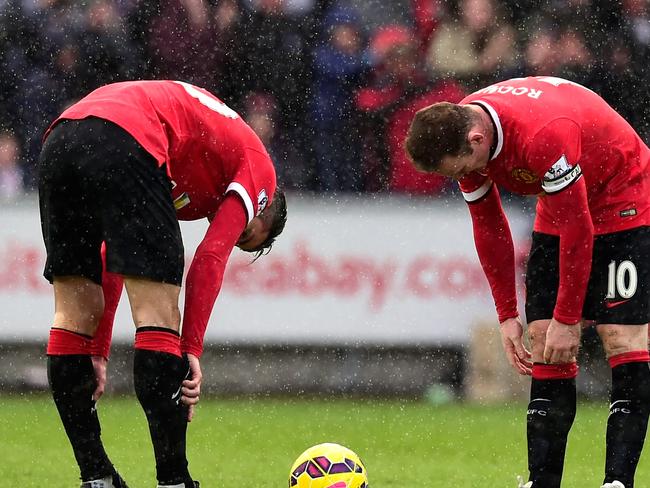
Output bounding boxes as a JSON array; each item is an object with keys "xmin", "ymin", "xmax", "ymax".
[
  {"xmin": 98, "ymin": 121, "xmax": 193, "ymax": 487},
  {"xmin": 526, "ymin": 320, "xmax": 578, "ymax": 488},
  {"xmin": 524, "ymin": 232, "xmax": 578, "ymax": 488},
  {"xmin": 586, "ymin": 226, "xmax": 650, "ymax": 488},
  {"xmin": 590, "ymin": 228, "xmax": 650, "ymax": 488},
  {"xmin": 598, "ymin": 324, "xmax": 650, "ymax": 488},
  {"xmin": 123, "ymin": 278, "xmax": 194, "ymax": 487},
  {"xmin": 40, "ymin": 119, "xmax": 126, "ymax": 486},
  {"xmin": 48, "ymin": 278, "xmax": 129, "ymax": 487}
]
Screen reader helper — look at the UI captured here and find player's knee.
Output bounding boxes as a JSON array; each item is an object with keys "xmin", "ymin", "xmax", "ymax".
[
  {"xmin": 53, "ymin": 313, "xmax": 103, "ymax": 337},
  {"xmin": 125, "ymin": 278, "xmax": 181, "ymax": 328},
  {"xmin": 52, "ymin": 279, "xmax": 105, "ymax": 335},
  {"xmin": 528, "ymin": 320, "xmax": 550, "ymax": 361},
  {"xmin": 599, "ymin": 324, "xmax": 648, "ymax": 359},
  {"xmin": 131, "ymin": 302, "xmax": 181, "ymax": 330}
]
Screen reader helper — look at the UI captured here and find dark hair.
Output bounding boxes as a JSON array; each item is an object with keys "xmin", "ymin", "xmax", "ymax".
[
  {"xmin": 404, "ymin": 102, "xmax": 475, "ymax": 172},
  {"xmin": 250, "ymin": 188, "xmax": 287, "ymax": 260}
]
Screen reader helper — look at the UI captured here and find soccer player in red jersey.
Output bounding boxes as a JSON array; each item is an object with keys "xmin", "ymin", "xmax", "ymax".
[
  {"xmin": 405, "ymin": 76, "xmax": 650, "ymax": 488},
  {"xmin": 38, "ymin": 80, "xmax": 287, "ymax": 488}
]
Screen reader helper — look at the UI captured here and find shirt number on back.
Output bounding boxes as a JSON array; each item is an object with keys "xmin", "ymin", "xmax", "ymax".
[
  {"xmin": 536, "ymin": 76, "xmax": 595, "ymax": 94},
  {"xmin": 174, "ymin": 81, "xmax": 239, "ymax": 119},
  {"xmin": 606, "ymin": 260, "xmax": 638, "ymax": 299}
]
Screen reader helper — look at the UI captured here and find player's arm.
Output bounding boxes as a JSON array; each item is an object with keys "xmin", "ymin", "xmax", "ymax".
[
  {"xmin": 530, "ymin": 120, "xmax": 593, "ymax": 326},
  {"xmin": 89, "ymin": 244, "xmax": 124, "ymax": 360},
  {"xmin": 528, "ymin": 119, "xmax": 592, "ymax": 363},
  {"xmin": 180, "ymin": 192, "xmax": 247, "ymax": 358},
  {"xmin": 539, "ymin": 179, "xmax": 592, "ymax": 364},
  {"xmin": 460, "ymin": 173, "xmax": 518, "ymax": 322},
  {"xmin": 179, "ymin": 193, "xmax": 246, "ymax": 417},
  {"xmin": 540, "ymin": 178, "xmax": 593, "ymax": 325},
  {"xmin": 89, "ymin": 243, "xmax": 124, "ymax": 401},
  {"xmin": 460, "ymin": 174, "xmax": 532, "ymax": 375}
]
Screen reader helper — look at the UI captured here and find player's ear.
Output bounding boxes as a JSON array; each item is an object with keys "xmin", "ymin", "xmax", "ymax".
[{"xmin": 468, "ymin": 130, "xmax": 485, "ymax": 146}]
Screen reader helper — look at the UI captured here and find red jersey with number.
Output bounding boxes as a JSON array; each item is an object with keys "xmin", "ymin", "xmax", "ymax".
[
  {"xmin": 454, "ymin": 76, "xmax": 650, "ymax": 325},
  {"xmin": 50, "ymin": 80, "xmax": 276, "ymax": 223},
  {"xmin": 46, "ymin": 80, "xmax": 278, "ymax": 358},
  {"xmin": 458, "ymin": 76, "xmax": 650, "ymax": 234}
]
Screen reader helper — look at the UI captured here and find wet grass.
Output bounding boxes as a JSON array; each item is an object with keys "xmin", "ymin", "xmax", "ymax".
[{"xmin": 1, "ymin": 393, "xmax": 647, "ymax": 486}]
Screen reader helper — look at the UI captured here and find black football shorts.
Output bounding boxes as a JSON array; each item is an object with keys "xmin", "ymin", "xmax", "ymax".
[
  {"xmin": 525, "ymin": 227, "xmax": 650, "ymax": 325},
  {"xmin": 39, "ymin": 117, "xmax": 184, "ymax": 286}
]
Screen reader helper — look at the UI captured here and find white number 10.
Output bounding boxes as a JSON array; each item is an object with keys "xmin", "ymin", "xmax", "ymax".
[
  {"xmin": 174, "ymin": 81, "xmax": 239, "ymax": 119},
  {"xmin": 606, "ymin": 260, "xmax": 638, "ymax": 299}
]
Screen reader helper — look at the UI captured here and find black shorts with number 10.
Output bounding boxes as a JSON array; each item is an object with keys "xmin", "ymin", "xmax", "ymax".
[
  {"xmin": 39, "ymin": 117, "xmax": 184, "ymax": 286},
  {"xmin": 525, "ymin": 226, "xmax": 650, "ymax": 325}
]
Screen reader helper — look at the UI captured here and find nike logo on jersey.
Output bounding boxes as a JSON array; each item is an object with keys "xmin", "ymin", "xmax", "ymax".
[{"xmin": 605, "ymin": 299, "xmax": 630, "ymax": 309}]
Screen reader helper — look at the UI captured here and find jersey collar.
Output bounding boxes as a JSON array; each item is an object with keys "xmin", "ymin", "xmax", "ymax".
[{"xmin": 469, "ymin": 101, "xmax": 503, "ymax": 160}]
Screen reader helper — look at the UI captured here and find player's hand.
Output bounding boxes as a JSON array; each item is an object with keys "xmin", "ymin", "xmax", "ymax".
[
  {"xmin": 543, "ymin": 318, "xmax": 580, "ymax": 364},
  {"xmin": 91, "ymin": 355, "xmax": 108, "ymax": 402},
  {"xmin": 181, "ymin": 353, "xmax": 202, "ymax": 422},
  {"xmin": 499, "ymin": 316, "xmax": 533, "ymax": 375}
]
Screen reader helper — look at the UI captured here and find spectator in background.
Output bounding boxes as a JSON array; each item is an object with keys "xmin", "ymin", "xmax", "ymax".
[
  {"xmin": 76, "ymin": 0, "xmax": 137, "ymax": 91},
  {"xmin": 356, "ymin": 25, "xmax": 465, "ymax": 193},
  {"xmin": 311, "ymin": 3, "xmax": 369, "ymax": 192},
  {"xmin": 613, "ymin": 0, "xmax": 650, "ymax": 141},
  {"xmin": 508, "ymin": 28, "xmax": 557, "ymax": 77},
  {"xmin": 243, "ymin": 92, "xmax": 278, "ymax": 148},
  {"xmin": 624, "ymin": 0, "xmax": 650, "ymax": 64},
  {"xmin": 409, "ymin": 0, "xmax": 442, "ymax": 54},
  {"xmin": 553, "ymin": 28, "xmax": 593, "ymax": 84},
  {"xmin": 241, "ymin": 90, "xmax": 316, "ymax": 191},
  {"xmin": 229, "ymin": 0, "xmax": 314, "ymax": 190},
  {"xmin": 426, "ymin": 0, "xmax": 517, "ymax": 91},
  {"xmin": 1, "ymin": 0, "xmax": 649, "ymax": 193},
  {"xmin": 146, "ymin": 0, "xmax": 221, "ymax": 91},
  {"xmin": 588, "ymin": 37, "xmax": 650, "ymax": 142},
  {"xmin": 0, "ymin": 131, "xmax": 23, "ymax": 202}
]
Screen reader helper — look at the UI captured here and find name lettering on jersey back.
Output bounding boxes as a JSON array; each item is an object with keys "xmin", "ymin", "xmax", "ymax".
[{"xmin": 475, "ymin": 84, "xmax": 543, "ymax": 99}]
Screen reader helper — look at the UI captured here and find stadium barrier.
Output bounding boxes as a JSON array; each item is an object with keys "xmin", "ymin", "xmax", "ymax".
[{"xmin": 0, "ymin": 193, "xmax": 533, "ymax": 345}]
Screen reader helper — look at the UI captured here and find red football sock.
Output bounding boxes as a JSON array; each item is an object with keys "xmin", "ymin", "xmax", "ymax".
[
  {"xmin": 47, "ymin": 327, "xmax": 93, "ymax": 355},
  {"xmin": 134, "ymin": 327, "xmax": 181, "ymax": 357}
]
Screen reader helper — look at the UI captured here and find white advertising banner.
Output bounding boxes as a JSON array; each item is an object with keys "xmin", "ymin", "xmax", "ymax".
[{"xmin": 0, "ymin": 194, "xmax": 533, "ymax": 345}]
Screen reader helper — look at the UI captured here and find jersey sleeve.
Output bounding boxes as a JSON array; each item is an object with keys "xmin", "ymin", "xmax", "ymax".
[
  {"xmin": 459, "ymin": 174, "xmax": 518, "ymax": 322},
  {"xmin": 525, "ymin": 118, "xmax": 582, "ymax": 192},
  {"xmin": 458, "ymin": 171, "xmax": 494, "ymax": 203},
  {"xmin": 89, "ymin": 244, "xmax": 124, "ymax": 359},
  {"xmin": 538, "ymin": 177, "xmax": 594, "ymax": 324},
  {"xmin": 225, "ymin": 145, "xmax": 277, "ymax": 224},
  {"xmin": 528, "ymin": 119, "xmax": 593, "ymax": 324},
  {"xmin": 180, "ymin": 193, "xmax": 248, "ymax": 357}
]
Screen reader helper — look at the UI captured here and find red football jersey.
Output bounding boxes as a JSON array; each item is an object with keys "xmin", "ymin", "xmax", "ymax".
[
  {"xmin": 459, "ymin": 76, "xmax": 650, "ymax": 234},
  {"xmin": 52, "ymin": 80, "xmax": 276, "ymax": 223},
  {"xmin": 456, "ymin": 77, "xmax": 650, "ymax": 324},
  {"xmin": 48, "ymin": 80, "xmax": 277, "ymax": 357}
]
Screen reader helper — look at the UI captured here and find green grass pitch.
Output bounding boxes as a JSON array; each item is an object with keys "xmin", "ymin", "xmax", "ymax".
[{"xmin": 1, "ymin": 394, "xmax": 648, "ymax": 486}]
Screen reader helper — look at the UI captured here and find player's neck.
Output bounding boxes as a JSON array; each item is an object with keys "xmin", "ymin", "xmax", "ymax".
[{"xmin": 469, "ymin": 105, "xmax": 496, "ymax": 159}]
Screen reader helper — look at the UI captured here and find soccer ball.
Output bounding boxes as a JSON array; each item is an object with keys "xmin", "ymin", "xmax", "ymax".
[{"xmin": 289, "ymin": 443, "xmax": 368, "ymax": 488}]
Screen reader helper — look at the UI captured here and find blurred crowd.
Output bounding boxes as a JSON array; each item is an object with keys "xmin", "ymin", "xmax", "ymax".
[{"xmin": 2, "ymin": 0, "xmax": 650, "ymax": 198}]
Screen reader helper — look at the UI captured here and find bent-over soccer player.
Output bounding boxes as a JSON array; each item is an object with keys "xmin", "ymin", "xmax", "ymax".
[
  {"xmin": 38, "ymin": 80, "xmax": 287, "ymax": 488},
  {"xmin": 405, "ymin": 76, "xmax": 650, "ymax": 488}
]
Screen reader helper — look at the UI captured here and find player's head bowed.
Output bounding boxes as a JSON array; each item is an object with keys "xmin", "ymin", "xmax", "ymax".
[
  {"xmin": 245, "ymin": 188, "xmax": 287, "ymax": 260},
  {"xmin": 405, "ymin": 102, "xmax": 477, "ymax": 172}
]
